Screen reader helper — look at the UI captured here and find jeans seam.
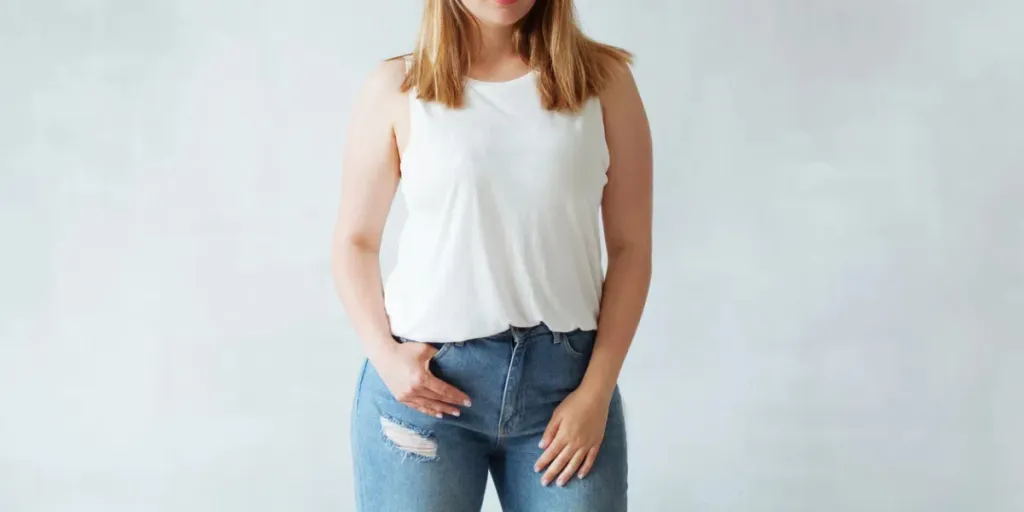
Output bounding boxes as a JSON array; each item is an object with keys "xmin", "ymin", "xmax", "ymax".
[
  {"xmin": 495, "ymin": 329, "xmax": 526, "ymax": 445},
  {"xmin": 430, "ymin": 343, "xmax": 451, "ymax": 361},
  {"xmin": 353, "ymin": 358, "xmax": 368, "ymax": 412},
  {"xmin": 559, "ymin": 332, "xmax": 586, "ymax": 357}
]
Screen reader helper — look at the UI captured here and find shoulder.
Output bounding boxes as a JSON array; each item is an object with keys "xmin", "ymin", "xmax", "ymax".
[
  {"xmin": 597, "ymin": 58, "xmax": 639, "ymax": 108},
  {"xmin": 581, "ymin": 39, "xmax": 634, "ymax": 102},
  {"xmin": 372, "ymin": 56, "xmax": 410, "ymax": 88},
  {"xmin": 350, "ymin": 56, "xmax": 410, "ymax": 122},
  {"xmin": 359, "ymin": 56, "xmax": 409, "ymax": 99},
  {"xmin": 596, "ymin": 57, "xmax": 650, "ymax": 156}
]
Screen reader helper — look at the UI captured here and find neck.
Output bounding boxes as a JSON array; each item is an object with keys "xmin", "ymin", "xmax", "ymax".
[{"xmin": 472, "ymin": 24, "xmax": 517, "ymax": 64}]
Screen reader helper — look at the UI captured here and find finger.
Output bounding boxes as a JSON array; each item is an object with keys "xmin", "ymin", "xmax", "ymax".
[
  {"xmin": 541, "ymin": 445, "xmax": 574, "ymax": 486},
  {"xmin": 419, "ymin": 397, "xmax": 462, "ymax": 417},
  {"xmin": 404, "ymin": 398, "xmax": 441, "ymax": 418},
  {"xmin": 412, "ymin": 395, "xmax": 463, "ymax": 418},
  {"xmin": 408, "ymin": 383, "xmax": 464, "ymax": 416},
  {"xmin": 405, "ymin": 397, "xmax": 447, "ymax": 418},
  {"xmin": 556, "ymin": 448, "xmax": 588, "ymax": 487},
  {"xmin": 420, "ymin": 374, "xmax": 472, "ymax": 407},
  {"xmin": 577, "ymin": 446, "xmax": 599, "ymax": 479},
  {"xmin": 416, "ymin": 385, "xmax": 467, "ymax": 412},
  {"xmin": 534, "ymin": 436, "xmax": 566, "ymax": 473},
  {"xmin": 538, "ymin": 416, "xmax": 561, "ymax": 450}
]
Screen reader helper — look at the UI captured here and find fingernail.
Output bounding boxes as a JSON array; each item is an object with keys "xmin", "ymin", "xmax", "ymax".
[
  {"xmin": 533, "ymin": 465, "xmax": 541, "ymax": 473},
  {"xmin": 540, "ymin": 478, "xmax": 550, "ymax": 486},
  {"xmin": 463, "ymin": 400, "xmax": 472, "ymax": 407},
  {"xmin": 451, "ymin": 410, "xmax": 460, "ymax": 417},
  {"xmin": 557, "ymin": 479, "xmax": 566, "ymax": 487},
  {"xmin": 577, "ymin": 471, "xmax": 585, "ymax": 479},
  {"xmin": 538, "ymin": 439, "xmax": 547, "ymax": 449},
  {"xmin": 435, "ymin": 413, "xmax": 443, "ymax": 418}
]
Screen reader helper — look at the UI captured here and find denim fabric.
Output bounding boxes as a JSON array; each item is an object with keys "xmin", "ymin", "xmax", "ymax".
[{"xmin": 351, "ymin": 323, "xmax": 627, "ymax": 511}]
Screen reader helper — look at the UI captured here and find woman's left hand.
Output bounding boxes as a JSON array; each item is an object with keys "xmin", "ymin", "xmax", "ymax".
[{"xmin": 534, "ymin": 387, "xmax": 612, "ymax": 486}]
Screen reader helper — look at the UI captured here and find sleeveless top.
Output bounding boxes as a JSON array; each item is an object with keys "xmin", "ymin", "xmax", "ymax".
[{"xmin": 383, "ymin": 58, "xmax": 610, "ymax": 343}]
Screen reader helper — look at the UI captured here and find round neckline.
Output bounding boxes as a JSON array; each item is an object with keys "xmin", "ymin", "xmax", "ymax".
[{"xmin": 464, "ymin": 69, "xmax": 537, "ymax": 87}]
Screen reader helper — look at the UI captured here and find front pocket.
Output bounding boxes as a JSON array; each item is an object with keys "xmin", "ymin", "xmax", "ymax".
[
  {"xmin": 556, "ymin": 330, "xmax": 596, "ymax": 357},
  {"xmin": 396, "ymin": 337, "xmax": 461, "ymax": 363},
  {"xmin": 427, "ymin": 342, "xmax": 452, "ymax": 361}
]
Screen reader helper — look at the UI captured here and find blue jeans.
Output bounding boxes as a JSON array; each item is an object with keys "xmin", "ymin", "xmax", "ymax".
[{"xmin": 350, "ymin": 323, "xmax": 628, "ymax": 511}]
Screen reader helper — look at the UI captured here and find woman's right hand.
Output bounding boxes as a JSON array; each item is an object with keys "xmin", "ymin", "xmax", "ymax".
[{"xmin": 371, "ymin": 340, "xmax": 472, "ymax": 418}]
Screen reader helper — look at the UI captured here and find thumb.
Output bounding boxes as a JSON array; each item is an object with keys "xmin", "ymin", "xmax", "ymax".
[{"xmin": 539, "ymin": 415, "xmax": 561, "ymax": 449}]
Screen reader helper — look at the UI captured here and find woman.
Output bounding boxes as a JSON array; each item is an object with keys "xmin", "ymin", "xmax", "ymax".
[{"xmin": 331, "ymin": 0, "xmax": 652, "ymax": 510}]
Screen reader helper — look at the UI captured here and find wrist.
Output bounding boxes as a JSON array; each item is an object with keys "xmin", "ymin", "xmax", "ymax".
[
  {"xmin": 366, "ymin": 335, "xmax": 399, "ymax": 364},
  {"xmin": 576, "ymin": 375, "xmax": 617, "ymax": 403},
  {"xmin": 578, "ymin": 352, "xmax": 622, "ymax": 402}
]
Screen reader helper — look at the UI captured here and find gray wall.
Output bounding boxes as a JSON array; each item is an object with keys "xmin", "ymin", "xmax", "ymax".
[{"xmin": 1, "ymin": 0, "xmax": 1021, "ymax": 510}]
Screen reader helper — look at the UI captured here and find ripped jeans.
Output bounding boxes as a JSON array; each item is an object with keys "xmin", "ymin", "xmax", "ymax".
[{"xmin": 350, "ymin": 323, "xmax": 627, "ymax": 511}]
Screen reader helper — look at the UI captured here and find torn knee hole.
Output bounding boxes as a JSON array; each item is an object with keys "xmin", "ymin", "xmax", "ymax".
[{"xmin": 380, "ymin": 415, "xmax": 438, "ymax": 460}]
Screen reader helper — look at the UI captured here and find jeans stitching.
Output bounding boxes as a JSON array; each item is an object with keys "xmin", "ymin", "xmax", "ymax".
[
  {"xmin": 353, "ymin": 358, "xmax": 369, "ymax": 411},
  {"xmin": 430, "ymin": 343, "xmax": 451, "ymax": 361},
  {"xmin": 559, "ymin": 332, "xmax": 586, "ymax": 357}
]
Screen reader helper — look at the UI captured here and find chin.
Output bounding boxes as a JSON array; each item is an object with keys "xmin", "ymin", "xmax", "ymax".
[
  {"xmin": 481, "ymin": 14, "xmax": 527, "ymax": 27},
  {"xmin": 466, "ymin": 0, "xmax": 536, "ymax": 27}
]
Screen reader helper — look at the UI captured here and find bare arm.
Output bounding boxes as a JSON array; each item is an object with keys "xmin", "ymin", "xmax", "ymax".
[
  {"xmin": 331, "ymin": 59, "xmax": 472, "ymax": 417},
  {"xmin": 533, "ymin": 64, "xmax": 653, "ymax": 484},
  {"xmin": 580, "ymin": 64, "xmax": 654, "ymax": 400},
  {"xmin": 330, "ymin": 60, "xmax": 405, "ymax": 361}
]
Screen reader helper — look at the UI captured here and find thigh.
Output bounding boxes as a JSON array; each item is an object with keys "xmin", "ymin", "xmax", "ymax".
[
  {"xmin": 493, "ymin": 386, "xmax": 628, "ymax": 512},
  {"xmin": 351, "ymin": 358, "xmax": 491, "ymax": 512}
]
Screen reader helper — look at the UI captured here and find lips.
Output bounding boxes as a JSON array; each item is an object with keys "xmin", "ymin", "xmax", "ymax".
[{"xmin": 493, "ymin": 0, "xmax": 517, "ymax": 5}]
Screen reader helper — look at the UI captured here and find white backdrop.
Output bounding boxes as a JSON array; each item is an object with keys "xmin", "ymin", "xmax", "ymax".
[{"xmin": 1, "ymin": 1, "xmax": 1022, "ymax": 511}]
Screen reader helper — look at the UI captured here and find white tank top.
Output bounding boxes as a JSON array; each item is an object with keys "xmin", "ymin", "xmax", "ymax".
[{"xmin": 384, "ymin": 59, "xmax": 610, "ymax": 342}]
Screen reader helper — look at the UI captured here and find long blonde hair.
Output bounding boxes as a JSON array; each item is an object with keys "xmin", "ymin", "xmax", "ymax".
[{"xmin": 400, "ymin": 0, "xmax": 632, "ymax": 113}]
